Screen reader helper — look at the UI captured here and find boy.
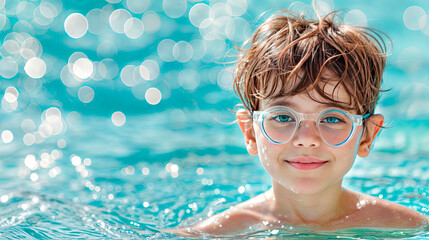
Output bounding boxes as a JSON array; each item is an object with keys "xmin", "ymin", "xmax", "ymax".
[{"xmin": 168, "ymin": 8, "xmax": 429, "ymax": 237}]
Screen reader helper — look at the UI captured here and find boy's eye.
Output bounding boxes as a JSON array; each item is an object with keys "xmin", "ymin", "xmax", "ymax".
[
  {"xmin": 322, "ymin": 116, "xmax": 344, "ymax": 124},
  {"xmin": 273, "ymin": 115, "xmax": 293, "ymax": 122}
]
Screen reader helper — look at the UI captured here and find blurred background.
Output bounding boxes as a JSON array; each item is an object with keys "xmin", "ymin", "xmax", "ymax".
[{"xmin": 0, "ymin": 0, "xmax": 428, "ymax": 238}]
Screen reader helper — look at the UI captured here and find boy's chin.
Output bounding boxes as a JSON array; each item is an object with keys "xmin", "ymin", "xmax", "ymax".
[{"xmin": 277, "ymin": 178, "xmax": 334, "ymax": 195}]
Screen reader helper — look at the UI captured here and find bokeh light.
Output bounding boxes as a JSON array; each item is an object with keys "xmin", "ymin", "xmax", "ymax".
[
  {"xmin": 109, "ymin": 9, "xmax": 131, "ymax": 34},
  {"xmin": 163, "ymin": 0, "xmax": 187, "ymax": 19},
  {"xmin": 78, "ymin": 86, "xmax": 95, "ymax": 103},
  {"xmin": 126, "ymin": 0, "xmax": 150, "ymax": 14},
  {"xmin": 64, "ymin": 13, "xmax": 88, "ymax": 38},
  {"xmin": 1, "ymin": 130, "xmax": 13, "ymax": 143},
  {"xmin": 24, "ymin": 57, "xmax": 46, "ymax": 79},
  {"xmin": 145, "ymin": 88, "xmax": 162, "ymax": 105},
  {"xmin": 344, "ymin": 9, "xmax": 367, "ymax": 27},
  {"xmin": 403, "ymin": 6, "xmax": 426, "ymax": 31},
  {"xmin": 112, "ymin": 111, "xmax": 126, "ymax": 126}
]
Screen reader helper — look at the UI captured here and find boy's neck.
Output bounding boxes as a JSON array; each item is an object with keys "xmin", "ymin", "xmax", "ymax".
[{"xmin": 266, "ymin": 180, "xmax": 355, "ymax": 225}]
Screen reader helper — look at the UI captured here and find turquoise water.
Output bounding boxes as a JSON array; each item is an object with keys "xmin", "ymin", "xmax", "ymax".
[{"xmin": 0, "ymin": 0, "xmax": 429, "ymax": 239}]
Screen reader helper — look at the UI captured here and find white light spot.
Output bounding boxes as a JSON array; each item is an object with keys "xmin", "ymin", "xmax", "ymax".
[
  {"xmin": 124, "ymin": 17, "xmax": 144, "ymax": 39},
  {"xmin": 4, "ymin": 86, "xmax": 19, "ymax": 103},
  {"xmin": 225, "ymin": 17, "xmax": 251, "ymax": 42},
  {"xmin": 143, "ymin": 202, "xmax": 149, "ymax": 207},
  {"xmin": 227, "ymin": 0, "xmax": 247, "ymax": 17},
  {"xmin": 71, "ymin": 155, "xmax": 81, "ymax": 166},
  {"xmin": 163, "ymin": 0, "xmax": 187, "ymax": 19},
  {"xmin": 23, "ymin": 133, "xmax": 35, "ymax": 146},
  {"xmin": 217, "ymin": 68, "xmax": 233, "ymax": 90},
  {"xmin": 109, "ymin": 9, "xmax": 132, "ymax": 34},
  {"xmin": 196, "ymin": 167, "xmax": 204, "ymax": 175},
  {"xmin": 189, "ymin": 3, "xmax": 210, "ymax": 28},
  {"xmin": 64, "ymin": 13, "xmax": 88, "ymax": 38},
  {"xmin": 24, "ymin": 57, "xmax": 46, "ymax": 79},
  {"xmin": 57, "ymin": 139, "xmax": 67, "ymax": 148},
  {"xmin": 170, "ymin": 164, "xmax": 179, "ymax": 173},
  {"xmin": 344, "ymin": 10, "xmax": 367, "ymax": 27},
  {"xmin": 0, "ymin": 57, "xmax": 18, "ymax": 79},
  {"xmin": 157, "ymin": 39, "xmax": 175, "ymax": 62},
  {"xmin": 112, "ymin": 111, "xmax": 126, "ymax": 126},
  {"xmin": 30, "ymin": 173, "xmax": 39, "ymax": 181},
  {"xmin": 100, "ymin": 58, "xmax": 118, "ymax": 79},
  {"xmin": 0, "ymin": 14, "xmax": 8, "ymax": 31},
  {"xmin": 78, "ymin": 86, "xmax": 94, "ymax": 103},
  {"xmin": 145, "ymin": 88, "xmax": 162, "ymax": 105},
  {"xmin": 25, "ymin": 154, "xmax": 38, "ymax": 170},
  {"xmin": 83, "ymin": 158, "xmax": 91, "ymax": 166},
  {"xmin": 142, "ymin": 167, "xmax": 150, "ymax": 175},
  {"xmin": 126, "ymin": 0, "xmax": 150, "ymax": 14},
  {"xmin": 139, "ymin": 60, "xmax": 159, "ymax": 80},
  {"xmin": 403, "ymin": 6, "xmax": 426, "ymax": 30},
  {"xmin": 73, "ymin": 58, "xmax": 93, "ymax": 79},
  {"xmin": 21, "ymin": 37, "xmax": 42, "ymax": 60},
  {"xmin": 66, "ymin": 111, "xmax": 81, "ymax": 128},
  {"xmin": 45, "ymin": 107, "xmax": 62, "ymax": 123},
  {"xmin": 238, "ymin": 186, "xmax": 245, "ymax": 194},
  {"xmin": 142, "ymin": 11, "xmax": 161, "ymax": 33},
  {"xmin": 1, "ymin": 195, "xmax": 9, "ymax": 203},
  {"xmin": 120, "ymin": 65, "xmax": 140, "ymax": 87},
  {"xmin": 1, "ymin": 130, "xmax": 13, "ymax": 143},
  {"xmin": 173, "ymin": 41, "xmax": 193, "ymax": 63}
]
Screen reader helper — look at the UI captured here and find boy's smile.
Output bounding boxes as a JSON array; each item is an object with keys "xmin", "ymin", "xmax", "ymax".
[{"xmin": 285, "ymin": 156, "xmax": 329, "ymax": 170}]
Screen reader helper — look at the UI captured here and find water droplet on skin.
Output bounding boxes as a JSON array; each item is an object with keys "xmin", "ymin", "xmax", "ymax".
[
  {"xmin": 372, "ymin": 200, "xmax": 377, "ymax": 205},
  {"xmin": 262, "ymin": 220, "xmax": 269, "ymax": 226},
  {"xmin": 345, "ymin": 216, "xmax": 350, "ymax": 220}
]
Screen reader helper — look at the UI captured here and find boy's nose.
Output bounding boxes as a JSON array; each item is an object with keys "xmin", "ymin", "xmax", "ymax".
[{"xmin": 292, "ymin": 121, "xmax": 321, "ymax": 148}]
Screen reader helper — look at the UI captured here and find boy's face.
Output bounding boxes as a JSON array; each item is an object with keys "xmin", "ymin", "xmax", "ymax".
[{"xmin": 237, "ymin": 72, "xmax": 383, "ymax": 195}]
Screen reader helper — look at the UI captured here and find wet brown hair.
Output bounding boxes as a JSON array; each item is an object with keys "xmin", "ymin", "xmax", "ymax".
[{"xmin": 233, "ymin": 9, "xmax": 390, "ymax": 115}]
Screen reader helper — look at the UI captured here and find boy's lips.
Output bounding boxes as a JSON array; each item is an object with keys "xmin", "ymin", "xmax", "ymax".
[{"xmin": 285, "ymin": 157, "xmax": 329, "ymax": 170}]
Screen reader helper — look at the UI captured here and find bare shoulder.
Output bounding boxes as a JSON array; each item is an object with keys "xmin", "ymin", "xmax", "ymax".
[
  {"xmin": 169, "ymin": 192, "xmax": 271, "ymax": 237},
  {"xmin": 349, "ymin": 191, "xmax": 429, "ymax": 229}
]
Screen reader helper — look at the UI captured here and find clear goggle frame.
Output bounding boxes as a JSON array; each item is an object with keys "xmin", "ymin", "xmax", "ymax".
[{"xmin": 252, "ymin": 107, "xmax": 371, "ymax": 147}]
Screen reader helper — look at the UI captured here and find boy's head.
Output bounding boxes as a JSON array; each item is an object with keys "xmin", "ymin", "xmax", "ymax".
[
  {"xmin": 233, "ymin": 10, "xmax": 388, "ymax": 116},
  {"xmin": 234, "ymin": 10, "xmax": 388, "ymax": 194}
]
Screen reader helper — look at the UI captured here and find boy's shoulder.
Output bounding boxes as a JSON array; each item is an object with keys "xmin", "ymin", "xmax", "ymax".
[
  {"xmin": 189, "ymin": 192, "xmax": 271, "ymax": 234},
  {"xmin": 345, "ymin": 191, "xmax": 429, "ymax": 229}
]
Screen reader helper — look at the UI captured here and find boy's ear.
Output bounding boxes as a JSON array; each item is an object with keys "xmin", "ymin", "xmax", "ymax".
[
  {"xmin": 357, "ymin": 114, "xmax": 384, "ymax": 158},
  {"xmin": 236, "ymin": 109, "xmax": 258, "ymax": 155}
]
